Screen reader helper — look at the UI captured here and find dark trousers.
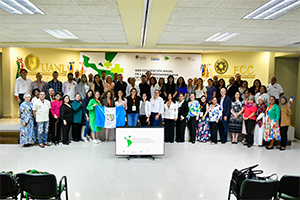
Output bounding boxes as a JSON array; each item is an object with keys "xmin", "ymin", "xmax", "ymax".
[
  {"xmin": 72, "ymin": 123, "xmax": 82, "ymax": 141},
  {"xmin": 62, "ymin": 121, "xmax": 72, "ymax": 144},
  {"xmin": 50, "ymin": 117, "xmax": 61, "ymax": 143},
  {"xmin": 275, "ymin": 99, "xmax": 279, "ymax": 105},
  {"xmin": 139, "ymin": 115, "xmax": 148, "ymax": 127},
  {"xmin": 188, "ymin": 117, "xmax": 197, "ymax": 143},
  {"xmin": 280, "ymin": 126, "xmax": 288, "ymax": 147},
  {"xmin": 164, "ymin": 119, "xmax": 175, "ymax": 143},
  {"xmin": 150, "ymin": 112, "xmax": 162, "ymax": 127},
  {"xmin": 176, "ymin": 119, "xmax": 186, "ymax": 142},
  {"xmin": 245, "ymin": 119, "xmax": 255, "ymax": 146},
  {"xmin": 18, "ymin": 94, "xmax": 24, "ymax": 105},
  {"xmin": 210, "ymin": 122, "xmax": 218, "ymax": 143},
  {"xmin": 218, "ymin": 119, "xmax": 229, "ymax": 142}
]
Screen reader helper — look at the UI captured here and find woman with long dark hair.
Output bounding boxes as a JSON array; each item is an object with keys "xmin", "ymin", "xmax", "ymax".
[
  {"xmin": 86, "ymin": 91, "xmax": 102, "ymax": 144},
  {"xmin": 249, "ymin": 79, "xmax": 261, "ymax": 96},
  {"xmin": 165, "ymin": 75, "xmax": 176, "ymax": 100},
  {"xmin": 115, "ymin": 90, "xmax": 127, "ymax": 110},
  {"xmin": 187, "ymin": 93, "xmax": 200, "ymax": 144},
  {"xmin": 264, "ymin": 96, "xmax": 281, "ymax": 149},
  {"xmin": 175, "ymin": 76, "xmax": 188, "ymax": 100},
  {"xmin": 102, "ymin": 91, "xmax": 115, "ymax": 142},
  {"xmin": 162, "ymin": 93, "xmax": 178, "ymax": 143},
  {"xmin": 91, "ymin": 74, "xmax": 104, "ymax": 96},
  {"xmin": 150, "ymin": 76, "xmax": 160, "ymax": 99},
  {"xmin": 176, "ymin": 93, "xmax": 188, "ymax": 143},
  {"xmin": 158, "ymin": 77, "xmax": 166, "ymax": 100},
  {"xmin": 60, "ymin": 95, "xmax": 74, "ymax": 145},
  {"xmin": 228, "ymin": 92, "xmax": 245, "ymax": 144},
  {"xmin": 206, "ymin": 78, "xmax": 217, "ymax": 104},
  {"xmin": 126, "ymin": 88, "xmax": 141, "ymax": 126},
  {"xmin": 82, "ymin": 89, "xmax": 94, "ymax": 142},
  {"xmin": 197, "ymin": 95, "xmax": 210, "ymax": 142},
  {"xmin": 139, "ymin": 93, "xmax": 151, "ymax": 127},
  {"xmin": 216, "ymin": 78, "xmax": 226, "ymax": 100}
]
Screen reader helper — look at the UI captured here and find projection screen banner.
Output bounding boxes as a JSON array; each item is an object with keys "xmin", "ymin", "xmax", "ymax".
[{"xmin": 115, "ymin": 128, "xmax": 165, "ymax": 156}]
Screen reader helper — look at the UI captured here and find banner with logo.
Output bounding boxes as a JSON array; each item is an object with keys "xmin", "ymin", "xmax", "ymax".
[
  {"xmin": 95, "ymin": 106, "xmax": 125, "ymax": 128},
  {"xmin": 79, "ymin": 52, "xmax": 202, "ymax": 82},
  {"xmin": 115, "ymin": 128, "xmax": 165, "ymax": 156}
]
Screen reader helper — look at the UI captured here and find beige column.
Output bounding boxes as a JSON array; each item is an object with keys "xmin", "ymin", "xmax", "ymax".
[{"xmin": 295, "ymin": 59, "xmax": 300, "ymax": 138}]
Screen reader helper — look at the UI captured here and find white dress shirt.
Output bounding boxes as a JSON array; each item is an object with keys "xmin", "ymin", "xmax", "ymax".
[
  {"xmin": 266, "ymin": 83, "xmax": 284, "ymax": 99},
  {"xmin": 150, "ymin": 96, "xmax": 164, "ymax": 114},
  {"xmin": 14, "ymin": 76, "xmax": 32, "ymax": 96},
  {"xmin": 162, "ymin": 101, "xmax": 178, "ymax": 119},
  {"xmin": 62, "ymin": 80, "xmax": 78, "ymax": 100},
  {"xmin": 139, "ymin": 100, "xmax": 151, "ymax": 116}
]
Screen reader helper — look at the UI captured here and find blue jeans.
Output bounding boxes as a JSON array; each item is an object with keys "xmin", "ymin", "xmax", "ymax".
[
  {"xmin": 127, "ymin": 113, "xmax": 139, "ymax": 126},
  {"xmin": 37, "ymin": 121, "xmax": 49, "ymax": 144},
  {"xmin": 84, "ymin": 115, "xmax": 90, "ymax": 137},
  {"xmin": 150, "ymin": 112, "xmax": 162, "ymax": 127}
]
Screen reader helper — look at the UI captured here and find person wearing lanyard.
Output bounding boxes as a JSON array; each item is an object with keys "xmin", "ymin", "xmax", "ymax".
[
  {"xmin": 126, "ymin": 88, "xmax": 141, "ymax": 126},
  {"xmin": 150, "ymin": 90, "xmax": 164, "ymax": 127},
  {"xmin": 102, "ymin": 91, "xmax": 115, "ymax": 142},
  {"xmin": 14, "ymin": 68, "xmax": 32, "ymax": 105},
  {"xmin": 62, "ymin": 73, "xmax": 78, "ymax": 101},
  {"xmin": 30, "ymin": 73, "xmax": 47, "ymax": 93}
]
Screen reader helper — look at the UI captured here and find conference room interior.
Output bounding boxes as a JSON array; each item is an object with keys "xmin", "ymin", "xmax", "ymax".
[{"xmin": 0, "ymin": 0, "xmax": 300, "ymax": 199}]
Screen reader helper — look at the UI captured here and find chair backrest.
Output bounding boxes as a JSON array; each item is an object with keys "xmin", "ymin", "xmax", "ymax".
[
  {"xmin": 240, "ymin": 179, "xmax": 280, "ymax": 200},
  {"xmin": 18, "ymin": 173, "xmax": 57, "ymax": 199},
  {"xmin": 278, "ymin": 175, "xmax": 300, "ymax": 198},
  {"xmin": 0, "ymin": 173, "xmax": 15, "ymax": 198}
]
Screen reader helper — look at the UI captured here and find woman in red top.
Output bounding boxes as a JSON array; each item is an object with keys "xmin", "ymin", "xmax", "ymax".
[
  {"xmin": 243, "ymin": 95, "xmax": 257, "ymax": 148},
  {"xmin": 50, "ymin": 92, "xmax": 62, "ymax": 145}
]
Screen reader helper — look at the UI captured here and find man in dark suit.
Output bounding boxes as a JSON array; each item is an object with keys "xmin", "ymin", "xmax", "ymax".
[
  {"xmin": 218, "ymin": 88, "xmax": 232, "ymax": 143},
  {"xmin": 226, "ymin": 77, "xmax": 238, "ymax": 99}
]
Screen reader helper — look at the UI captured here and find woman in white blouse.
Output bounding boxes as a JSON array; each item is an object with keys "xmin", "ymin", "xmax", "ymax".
[
  {"xmin": 162, "ymin": 93, "xmax": 178, "ymax": 143},
  {"xmin": 209, "ymin": 97, "xmax": 222, "ymax": 145},
  {"xmin": 115, "ymin": 90, "xmax": 127, "ymax": 110},
  {"xmin": 255, "ymin": 85, "xmax": 269, "ymax": 105},
  {"xmin": 139, "ymin": 93, "xmax": 151, "ymax": 126},
  {"xmin": 194, "ymin": 78, "xmax": 207, "ymax": 102}
]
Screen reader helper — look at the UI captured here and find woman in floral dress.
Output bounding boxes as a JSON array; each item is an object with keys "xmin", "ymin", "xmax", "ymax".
[
  {"xmin": 19, "ymin": 93, "xmax": 35, "ymax": 146},
  {"xmin": 264, "ymin": 96, "xmax": 281, "ymax": 149},
  {"xmin": 197, "ymin": 95, "xmax": 210, "ymax": 142},
  {"xmin": 187, "ymin": 93, "xmax": 200, "ymax": 144}
]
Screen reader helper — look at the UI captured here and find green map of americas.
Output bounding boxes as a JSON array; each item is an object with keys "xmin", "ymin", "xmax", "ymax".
[
  {"xmin": 82, "ymin": 52, "xmax": 124, "ymax": 78},
  {"xmin": 124, "ymin": 136, "xmax": 132, "ymax": 147}
]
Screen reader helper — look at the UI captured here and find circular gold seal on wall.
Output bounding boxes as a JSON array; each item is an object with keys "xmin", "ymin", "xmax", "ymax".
[
  {"xmin": 25, "ymin": 54, "xmax": 40, "ymax": 71},
  {"xmin": 214, "ymin": 59, "xmax": 228, "ymax": 74}
]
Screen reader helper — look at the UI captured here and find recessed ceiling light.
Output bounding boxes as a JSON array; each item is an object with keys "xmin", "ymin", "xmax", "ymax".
[
  {"xmin": 205, "ymin": 32, "xmax": 241, "ymax": 42},
  {"xmin": 44, "ymin": 29, "xmax": 78, "ymax": 39},
  {"xmin": 0, "ymin": 0, "xmax": 44, "ymax": 14},
  {"xmin": 243, "ymin": 0, "xmax": 300, "ymax": 20}
]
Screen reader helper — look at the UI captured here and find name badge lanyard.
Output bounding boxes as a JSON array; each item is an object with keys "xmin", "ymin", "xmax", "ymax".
[
  {"xmin": 132, "ymin": 96, "xmax": 136, "ymax": 111},
  {"xmin": 68, "ymin": 82, "xmax": 72, "ymax": 96}
]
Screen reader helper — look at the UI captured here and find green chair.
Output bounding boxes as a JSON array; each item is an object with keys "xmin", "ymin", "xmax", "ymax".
[
  {"xmin": 228, "ymin": 179, "xmax": 279, "ymax": 200},
  {"xmin": 18, "ymin": 173, "xmax": 68, "ymax": 200},
  {"xmin": 277, "ymin": 175, "xmax": 300, "ymax": 200},
  {"xmin": 0, "ymin": 173, "xmax": 20, "ymax": 200}
]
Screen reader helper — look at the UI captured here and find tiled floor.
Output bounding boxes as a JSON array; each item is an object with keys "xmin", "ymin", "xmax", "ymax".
[{"xmin": 0, "ymin": 139, "xmax": 299, "ymax": 200}]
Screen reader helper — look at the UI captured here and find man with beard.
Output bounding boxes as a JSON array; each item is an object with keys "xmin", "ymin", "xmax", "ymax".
[{"xmin": 62, "ymin": 73, "xmax": 78, "ymax": 101}]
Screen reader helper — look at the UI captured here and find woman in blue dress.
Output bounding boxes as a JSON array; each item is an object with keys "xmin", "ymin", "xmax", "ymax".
[{"xmin": 19, "ymin": 93, "xmax": 35, "ymax": 147}]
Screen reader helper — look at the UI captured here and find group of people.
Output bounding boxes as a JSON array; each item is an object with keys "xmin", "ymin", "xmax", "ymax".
[{"xmin": 16, "ymin": 68, "xmax": 292, "ymax": 151}]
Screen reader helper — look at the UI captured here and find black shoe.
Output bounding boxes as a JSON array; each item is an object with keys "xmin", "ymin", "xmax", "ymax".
[
  {"xmin": 279, "ymin": 147, "xmax": 286, "ymax": 151},
  {"xmin": 266, "ymin": 146, "xmax": 274, "ymax": 150},
  {"xmin": 63, "ymin": 142, "xmax": 69, "ymax": 145},
  {"xmin": 247, "ymin": 144, "xmax": 251, "ymax": 148},
  {"xmin": 221, "ymin": 141, "xmax": 226, "ymax": 144},
  {"xmin": 243, "ymin": 142, "xmax": 248, "ymax": 146}
]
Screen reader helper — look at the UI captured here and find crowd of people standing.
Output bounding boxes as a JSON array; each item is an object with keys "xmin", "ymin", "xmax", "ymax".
[{"xmin": 16, "ymin": 68, "xmax": 292, "ymax": 151}]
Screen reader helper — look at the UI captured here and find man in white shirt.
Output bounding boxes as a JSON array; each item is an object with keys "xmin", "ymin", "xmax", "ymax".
[
  {"xmin": 150, "ymin": 90, "xmax": 164, "ymax": 126},
  {"xmin": 266, "ymin": 77, "xmax": 284, "ymax": 105},
  {"xmin": 30, "ymin": 73, "xmax": 47, "ymax": 93},
  {"xmin": 14, "ymin": 69, "xmax": 32, "ymax": 104},
  {"xmin": 62, "ymin": 73, "xmax": 78, "ymax": 101},
  {"xmin": 33, "ymin": 91, "xmax": 51, "ymax": 148}
]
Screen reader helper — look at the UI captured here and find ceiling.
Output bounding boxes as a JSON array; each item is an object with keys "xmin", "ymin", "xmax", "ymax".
[{"xmin": 0, "ymin": 0, "xmax": 299, "ymax": 53}]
